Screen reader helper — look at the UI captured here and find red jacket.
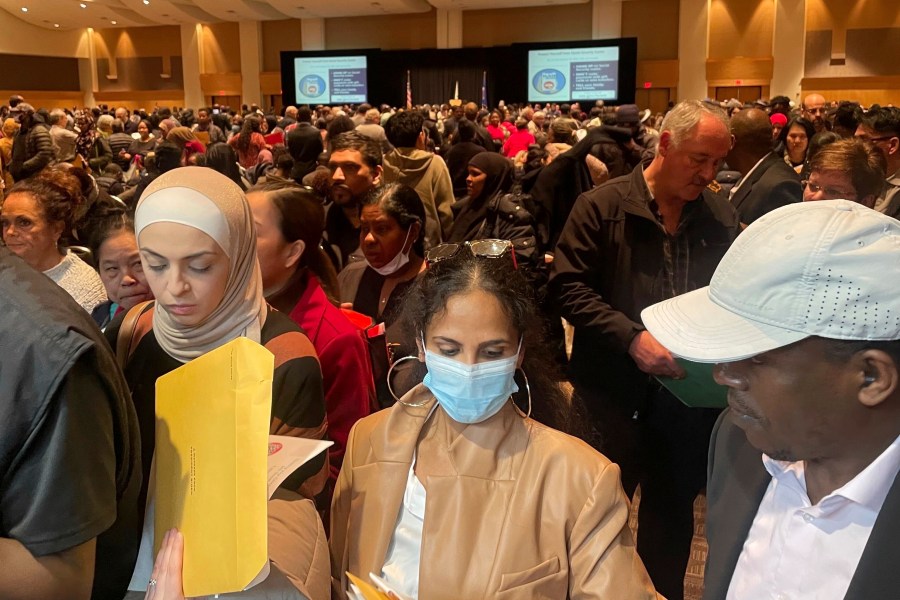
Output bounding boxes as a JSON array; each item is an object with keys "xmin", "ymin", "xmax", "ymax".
[
  {"xmin": 286, "ymin": 271, "xmax": 374, "ymax": 480},
  {"xmin": 503, "ymin": 129, "xmax": 535, "ymax": 158}
]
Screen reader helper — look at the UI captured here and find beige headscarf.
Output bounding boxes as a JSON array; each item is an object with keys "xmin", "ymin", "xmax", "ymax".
[{"xmin": 134, "ymin": 167, "xmax": 267, "ymax": 362}]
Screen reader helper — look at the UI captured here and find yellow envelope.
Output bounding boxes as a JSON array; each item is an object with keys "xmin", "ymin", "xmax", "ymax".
[{"xmin": 154, "ymin": 337, "xmax": 273, "ymax": 598}]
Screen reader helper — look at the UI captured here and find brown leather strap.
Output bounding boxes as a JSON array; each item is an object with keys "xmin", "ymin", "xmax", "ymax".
[{"xmin": 116, "ymin": 300, "xmax": 153, "ymax": 370}]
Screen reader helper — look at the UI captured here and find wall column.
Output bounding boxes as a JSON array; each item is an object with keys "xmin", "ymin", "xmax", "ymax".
[
  {"xmin": 239, "ymin": 21, "xmax": 263, "ymax": 106},
  {"xmin": 79, "ymin": 28, "xmax": 98, "ymax": 107},
  {"xmin": 771, "ymin": 0, "xmax": 805, "ymax": 101},
  {"xmin": 180, "ymin": 24, "xmax": 204, "ymax": 109},
  {"xmin": 677, "ymin": 0, "xmax": 709, "ymax": 101},
  {"xmin": 301, "ymin": 19, "xmax": 325, "ymax": 51},
  {"xmin": 437, "ymin": 9, "xmax": 462, "ymax": 49},
  {"xmin": 592, "ymin": 0, "xmax": 622, "ymax": 39}
]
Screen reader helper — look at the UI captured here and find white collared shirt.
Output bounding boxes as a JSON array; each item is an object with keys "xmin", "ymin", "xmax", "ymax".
[
  {"xmin": 380, "ymin": 462, "xmax": 426, "ymax": 600},
  {"xmin": 728, "ymin": 152, "xmax": 772, "ymax": 201},
  {"xmin": 726, "ymin": 434, "xmax": 900, "ymax": 600}
]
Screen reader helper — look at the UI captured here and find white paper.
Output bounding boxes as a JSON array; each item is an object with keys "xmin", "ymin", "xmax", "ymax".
[{"xmin": 267, "ymin": 435, "xmax": 333, "ymax": 498}]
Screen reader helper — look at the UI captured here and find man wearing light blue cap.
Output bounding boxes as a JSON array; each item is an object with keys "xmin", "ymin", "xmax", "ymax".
[{"xmin": 642, "ymin": 200, "xmax": 900, "ymax": 600}]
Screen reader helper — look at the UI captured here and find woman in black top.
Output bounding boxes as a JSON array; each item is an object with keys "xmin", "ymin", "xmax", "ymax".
[{"xmin": 337, "ymin": 183, "xmax": 426, "ymax": 406}]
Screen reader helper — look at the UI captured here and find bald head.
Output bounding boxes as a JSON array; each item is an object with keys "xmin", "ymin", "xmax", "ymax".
[
  {"xmin": 733, "ymin": 109, "xmax": 774, "ymax": 153},
  {"xmin": 727, "ymin": 108, "xmax": 774, "ymax": 171},
  {"xmin": 803, "ymin": 93, "xmax": 827, "ymax": 132}
]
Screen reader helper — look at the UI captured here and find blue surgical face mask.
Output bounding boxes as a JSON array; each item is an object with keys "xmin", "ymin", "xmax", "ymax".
[{"xmin": 422, "ymin": 339, "xmax": 520, "ymax": 424}]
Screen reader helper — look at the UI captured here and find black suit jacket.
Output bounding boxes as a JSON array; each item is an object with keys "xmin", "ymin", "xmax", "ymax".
[
  {"xmin": 704, "ymin": 411, "xmax": 900, "ymax": 600},
  {"xmin": 730, "ymin": 152, "xmax": 802, "ymax": 225}
]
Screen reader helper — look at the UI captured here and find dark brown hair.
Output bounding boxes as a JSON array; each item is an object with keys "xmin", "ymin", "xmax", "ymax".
[{"xmin": 248, "ymin": 181, "xmax": 340, "ymax": 303}]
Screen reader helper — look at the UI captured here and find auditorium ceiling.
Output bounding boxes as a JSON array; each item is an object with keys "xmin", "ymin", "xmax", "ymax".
[{"xmin": 2, "ymin": 0, "xmax": 587, "ymax": 29}]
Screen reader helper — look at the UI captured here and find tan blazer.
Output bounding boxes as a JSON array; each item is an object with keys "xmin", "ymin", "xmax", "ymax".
[{"xmin": 330, "ymin": 384, "xmax": 659, "ymax": 599}]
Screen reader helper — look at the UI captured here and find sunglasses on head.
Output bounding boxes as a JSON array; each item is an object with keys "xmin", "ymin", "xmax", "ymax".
[{"xmin": 425, "ymin": 239, "xmax": 517, "ymax": 269}]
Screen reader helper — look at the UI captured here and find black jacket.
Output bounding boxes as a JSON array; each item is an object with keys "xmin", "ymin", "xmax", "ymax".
[
  {"xmin": 449, "ymin": 190, "xmax": 545, "ymax": 294},
  {"xmin": 730, "ymin": 152, "xmax": 802, "ymax": 226},
  {"xmin": 531, "ymin": 126, "xmax": 642, "ymax": 250},
  {"xmin": 10, "ymin": 116, "xmax": 54, "ymax": 181},
  {"xmin": 704, "ymin": 412, "xmax": 900, "ymax": 600},
  {"xmin": 548, "ymin": 166, "xmax": 738, "ymax": 408}
]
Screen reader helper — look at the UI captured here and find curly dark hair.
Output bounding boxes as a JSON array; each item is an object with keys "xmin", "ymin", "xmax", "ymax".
[
  {"xmin": 7, "ymin": 174, "xmax": 83, "ymax": 252},
  {"xmin": 400, "ymin": 250, "xmax": 589, "ymax": 438}
]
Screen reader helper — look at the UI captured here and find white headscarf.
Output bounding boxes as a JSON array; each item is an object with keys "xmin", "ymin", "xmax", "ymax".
[{"xmin": 135, "ymin": 167, "xmax": 267, "ymax": 362}]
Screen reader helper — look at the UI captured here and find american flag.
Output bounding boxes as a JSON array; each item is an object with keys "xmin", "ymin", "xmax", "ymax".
[{"xmin": 406, "ymin": 70, "xmax": 412, "ymax": 109}]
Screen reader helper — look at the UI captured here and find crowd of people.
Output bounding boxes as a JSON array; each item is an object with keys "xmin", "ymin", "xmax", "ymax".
[{"xmin": 0, "ymin": 87, "xmax": 898, "ymax": 600}]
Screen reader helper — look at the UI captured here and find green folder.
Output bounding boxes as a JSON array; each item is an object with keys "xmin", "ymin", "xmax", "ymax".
[{"xmin": 655, "ymin": 358, "xmax": 728, "ymax": 409}]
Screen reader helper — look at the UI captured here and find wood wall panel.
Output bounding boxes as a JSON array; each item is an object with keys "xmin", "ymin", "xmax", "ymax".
[
  {"xmin": 622, "ymin": 0, "xmax": 679, "ymax": 60},
  {"xmin": 462, "ymin": 4, "xmax": 592, "ymax": 47},
  {"xmin": 708, "ymin": 0, "xmax": 774, "ymax": 60},
  {"xmin": 261, "ymin": 19, "xmax": 303, "ymax": 72},
  {"xmin": 97, "ymin": 57, "xmax": 184, "ymax": 92},
  {"xmin": 707, "ymin": 57, "xmax": 773, "ymax": 85},
  {"xmin": 636, "ymin": 60, "xmax": 679, "ymax": 89},
  {"xmin": 93, "ymin": 27, "xmax": 181, "ymax": 60},
  {"xmin": 200, "ymin": 73, "xmax": 244, "ymax": 97},
  {"xmin": 802, "ymin": 76, "xmax": 900, "ymax": 106},
  {"xmin": 0, "ymin": 90, "xmax": 84, "ymax": 110},
  {"xmin": 260, "ymin": 72, "xmax": 282, "ymax": 96},
  {"xmin": 326, "ymin": 10, "xmax": 437, "ymax": 50},
  {"xmin": 0, "ymin": 55, "xmax": 81, "ymax": 91},
  {"xmin": 201, "ymin": 22, "xmax": 241, "ymax": 74},
  {"xmin": 92, "ymin": 91, "xmax": 186, "ymax": 110}
]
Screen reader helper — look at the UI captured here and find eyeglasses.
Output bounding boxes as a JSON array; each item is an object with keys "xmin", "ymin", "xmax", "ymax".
[
  {"xmin": 425, "ymin": 239, "xmax": 517, "ymax": 269},
  {"xmin": 801, "ymin": 180, "xmax": 857, "ymax": 200}
]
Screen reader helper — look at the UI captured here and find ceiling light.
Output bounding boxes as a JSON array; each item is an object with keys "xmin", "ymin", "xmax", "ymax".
[
  {"xmin": 54, "ymin": 23, "xmax": 60, "ymax": 27},
  {"xmin": 111, "ymin": 20, "xmax": 117, "ymax": 25},
  {"xmin": 143, "ymin": 0, "xmax": 150, "ymax": 4},
  {"xmin": 80, "ymin": 3, "xmax": 87, "ymax": 8}
]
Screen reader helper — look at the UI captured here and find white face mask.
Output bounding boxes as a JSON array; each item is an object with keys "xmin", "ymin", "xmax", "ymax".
[{"xmin": 367, "ymin": 227, "xmax": 412, "ymax": 276}]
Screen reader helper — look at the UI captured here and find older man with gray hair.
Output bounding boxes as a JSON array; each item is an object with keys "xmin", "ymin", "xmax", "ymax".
[
  {"xmin": 355, "ymin": 107, "xmax": 392, "ymax": 154},
  {"xmin": 49, "ymin": 109, "xmax": 77, "ymax": 163},
  {"xmin": 549, "ymin": 99, "xmax": 739, "ymax": 600}
]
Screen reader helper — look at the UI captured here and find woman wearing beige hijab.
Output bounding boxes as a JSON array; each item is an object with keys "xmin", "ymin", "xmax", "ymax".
[{"xmin": 107, "ymin": 167, "xmax": 330, "ymax": 600}]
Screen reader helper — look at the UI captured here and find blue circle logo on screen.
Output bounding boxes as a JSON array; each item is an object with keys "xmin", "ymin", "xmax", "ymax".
[
  {"xmin": 299, "ymin": 74, "xmax": 326, "ymax": 98},
  {"xmin": 532, "ymin": 69, "xmax": 566, "ymax": 95}
]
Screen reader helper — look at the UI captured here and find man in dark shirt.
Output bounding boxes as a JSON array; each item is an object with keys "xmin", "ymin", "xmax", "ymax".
[
  {"xmin": 325, "ymin": 131, "xmax": 383, "ymax": 268},
  {"xmin": 726, "ymin": 108, "xmax": 801, "ymax": 227},
  {"xmin": 549, "ymin": 100, "xmax": 739, "ymax": 600},
  {"xmin": 108, "ymin": 119, "xmax": 135, "ymax": 170},
  {"xmin": 0, "ymin": 247, "xmax": 141, "ymax": 600}
]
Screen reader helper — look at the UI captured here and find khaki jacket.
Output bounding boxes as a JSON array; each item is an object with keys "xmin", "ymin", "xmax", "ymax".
[{"xmin": 330, "ymin": 384, "xmax": 659, "ymax": 599}]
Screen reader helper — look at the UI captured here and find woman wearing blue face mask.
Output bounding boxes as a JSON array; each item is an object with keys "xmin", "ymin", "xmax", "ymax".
[
  {"xmin": 330, "ymin": 246, "xmax": 659, "ymax": 600},
  {"xmin": 338, "ymin": 183, "xmax": 427, "ymax": 406}
]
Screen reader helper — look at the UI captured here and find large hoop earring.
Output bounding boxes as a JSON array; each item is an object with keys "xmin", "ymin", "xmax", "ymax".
[
  {"xmin": 386, "ymin": 356, "xmax": 430, "ymax": 407},
  {"xmin": 513, "ymin": 367, "xmax": 532, "ymax": 419}
]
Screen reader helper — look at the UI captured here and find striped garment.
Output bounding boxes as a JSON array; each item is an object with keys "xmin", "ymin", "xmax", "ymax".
[{"xmin": 106, "ymin": 305, "xmax": 329, "ymax": 511}]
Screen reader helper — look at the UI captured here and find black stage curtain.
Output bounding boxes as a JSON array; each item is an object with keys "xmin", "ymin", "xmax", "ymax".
[
  {"xmin": 410, "ymin": 66, "xmax": 483, "ymax": 107},
  {"xmin": 369, "ymin": 47, "xmax": 522, "ymax": 108}
]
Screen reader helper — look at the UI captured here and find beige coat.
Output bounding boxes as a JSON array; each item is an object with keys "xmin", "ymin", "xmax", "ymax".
[{"xmin": 330, "ymin": 384, "xmax": 659, "ymax": 599}]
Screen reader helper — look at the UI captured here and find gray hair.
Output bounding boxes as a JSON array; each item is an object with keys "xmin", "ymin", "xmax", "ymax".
[
  {"xmin": 97, "ymin": 114, "xmax": 115, "ymax": 131},
  {"xmin": 49, "ymin": 109, "xmax": 67, "ymax": 125},
  {"xmin": 660, "ymin": 100, "xmax": 729, "ymax": 148}
]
